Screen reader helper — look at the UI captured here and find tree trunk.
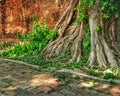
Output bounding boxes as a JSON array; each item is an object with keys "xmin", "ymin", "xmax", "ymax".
[
  {"xmin": 42, "ymin": 0, "xmax": 120, "ymax": 68},
  {"xmin": 42, "ymin": 0, "xmax": 85, "ymax": 62},
  {"xmin": 88, "ymin": 1, "xmax": 119, "ymax": 67}
]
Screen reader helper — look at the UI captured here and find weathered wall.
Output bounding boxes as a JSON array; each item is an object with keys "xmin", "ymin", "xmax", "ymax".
[{"xmin": 0, "ymin": 0, "xmax": 70, "ymax": 36}]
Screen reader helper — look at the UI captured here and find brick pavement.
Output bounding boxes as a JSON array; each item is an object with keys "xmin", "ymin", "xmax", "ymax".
[{"xmin": 0, "ymin": 59, "xmax": 119, "ymax": 96}]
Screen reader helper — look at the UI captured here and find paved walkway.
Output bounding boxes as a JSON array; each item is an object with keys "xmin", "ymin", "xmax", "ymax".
[{"xmin": 0, "ymin": 59, "xmax": 120, "ymax": 96}]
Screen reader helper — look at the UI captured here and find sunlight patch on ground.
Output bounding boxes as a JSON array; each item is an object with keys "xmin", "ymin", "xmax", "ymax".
[
  {"xmin": 80, "ymin": 81, "xmax": 98, "ymax": 88},
  {"xmin": 29, "ymin": 74, "xmax": 60, "ymax": 87},
  {"xmin": 109, "ymin": 86, "xmax": 120, "ymax": 96},
  {"xmin": 93, "ymin": 83, "xmax": 111, "ymax": 89},
  {"xmin": 2, "ymin": 86, "xmax": 18, "ymax": 91},
  {"xmin": 101, "ymin": 84, "xmax": 110, "ymax": 89},
  {"xmin": 104, "ymin": 69, "xmax": 113, "ymax": 73}
]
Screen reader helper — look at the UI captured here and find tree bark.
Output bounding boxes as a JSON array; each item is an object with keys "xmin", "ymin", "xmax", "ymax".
[
  {"xmin": 42, "ymin": 0, "xmax": 85, "ymax": 62},
  {"xmin": 88, "ymin": 1, "xmax": 118, "ymax": 67},
  {"xmin": 42, "ymin": 0, "xmax": 120, "ymax": 68}
]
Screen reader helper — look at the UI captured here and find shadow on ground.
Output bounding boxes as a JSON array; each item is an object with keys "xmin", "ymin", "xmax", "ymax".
[{"xmin": 0, "ymin": 59, "xmax": 120, "ymax": 96}]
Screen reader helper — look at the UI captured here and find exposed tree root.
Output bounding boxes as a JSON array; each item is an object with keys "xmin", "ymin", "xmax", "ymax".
[
  {"xmin": 42, "ymin": 0, "xmax": 85, "ymax": 62},
  {"xmin": 87, "ymin": 1, "xmax": 119, "ymax": 67},
  {"xmin": 42, "ymin": 0, "xmax": 120, "ymax": 68},
  {"xmin": 57, "ymin": 69, "xmax": 120, "ymax": 84},
  {"xmin": 42, "ymin": 22, "xmax": 85, "ymax": 62},
  {"xmin": 1, "ymin": 58, "xmax": 120, "ymax": 83},
  {"xmin": 0, "ymin": 58, "xmax": 39, "ymax": 69},
  {"xmin": 55, "ymin": 0, "xmax": 79, "ymax": 38}
]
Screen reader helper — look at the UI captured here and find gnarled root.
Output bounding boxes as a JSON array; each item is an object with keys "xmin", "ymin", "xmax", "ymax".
[
  {"xmin": 42, "ymin": 22, "xmax": 85, "ymax": 62},
  {"xmin": 87, "ymin": 1, "xmax": 118, "ymax": 68},
  {"xmin": 42, "ymin": 0, "xmax": 85, "ymax": 62}
]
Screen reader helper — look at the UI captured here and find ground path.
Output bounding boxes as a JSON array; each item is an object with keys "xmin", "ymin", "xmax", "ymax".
[{"xmin": 0, "ymin": 59, "xmax": 120, "ymax": 96}]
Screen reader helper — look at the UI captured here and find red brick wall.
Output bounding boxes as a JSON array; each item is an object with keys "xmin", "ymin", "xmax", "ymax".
[{"xmin": 0, "ymin": 0, "xmax": 70, "ymax": 35}]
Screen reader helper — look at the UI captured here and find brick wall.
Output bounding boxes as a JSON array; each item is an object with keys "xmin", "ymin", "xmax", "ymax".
[{"xmin": 0, "ymin": 0, "xmax": 70, "ymax": 35}]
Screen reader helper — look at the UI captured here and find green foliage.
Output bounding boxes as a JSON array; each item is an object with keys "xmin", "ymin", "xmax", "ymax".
[
  {"xmin": 87, "ymin": 69, "xmax": 101, "ymax": 77},
  {"xmin": 74, "ymin": 75, "xmax": 80, "ymax": 80},
  {"xmin": 81, "ymin": 24, "xmax": 90, "ymax": 64},
  {"xmin": 55, "ymin": 72, "xmax": 71, "ymax": 84},
  {"xmin": 0, "ymin": 18, "xmax": 56, "ymax": 58},
  {"xmin": 63, "ymin": 25, "xmax": 90, "ymax": 69},
  {"xmin": 100, "ymin": 0, "xmax": 120, "ymax": 18},
  {"xmin": 92, "ymin": 66, "xmax": 100, "ymax": 70},
  {"xmin": 96, "ymin": 24, "xmax": 103, "ymax": 32},
  {"xmin": 103, "ymin": 73, "xmax": 115, "ymax": 79},
  {"xmin": 76, "ymin": 0, "xmax": 120, "ymax": 23},
  {"xmin": 17, "ymin": 54, "xmax": 49, "ymax": 68},
  {"xmin": 76, "ymin": 0, "xmax": 96, "ymax": 23},
  {"xmin": 112, "ymin": 68, "xmax": 120, "ymax": 79},
  {"xmin": 57, "ymin": 72, "xmax": 69, "ymax": 79},
  {"xmin": 83, "ymin": 25, "xmax": 90, "ymax": 50},
  {"xmin": 1, "ymin": 42, "xmax": 14, "ymax": 49},
  {"xmin": 109, "ymin": 79, "xmax": 117, "ymax": 85},
  {"xmin": 103, "ymin": 68, "xmax": 120, "ymax": 79}
]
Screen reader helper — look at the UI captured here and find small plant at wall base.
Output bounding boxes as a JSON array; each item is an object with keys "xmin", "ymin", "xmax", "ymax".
[
  {"xmin": 1, "ymin": 42, "xmax": 14, "ymax": 49},
  {"xmin": 0, "ymin": 18, "xmax": 56, "ymax": 58}
]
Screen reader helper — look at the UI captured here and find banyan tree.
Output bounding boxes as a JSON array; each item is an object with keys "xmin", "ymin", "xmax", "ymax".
[{"xmin": 42, "ymin": 0, "xmax": 120, "ymax": 68}]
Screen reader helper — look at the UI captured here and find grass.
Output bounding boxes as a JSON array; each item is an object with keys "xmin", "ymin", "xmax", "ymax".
[{"xmin": 87, "ymin": 69, "xmax": 102, "ymax": 77}]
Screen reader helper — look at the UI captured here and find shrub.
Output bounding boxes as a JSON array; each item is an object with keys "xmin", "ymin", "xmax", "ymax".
[
  {"xmin": 0, "ymin": 18, "xmax": 56, "ymax": 58},
  {"xmin": 87, "ymin": 69, "xmax": 101, "ymax": 77},
  {"xmin": 103, "ymin": 73, "xmax": 115, "ymax": 79}
]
